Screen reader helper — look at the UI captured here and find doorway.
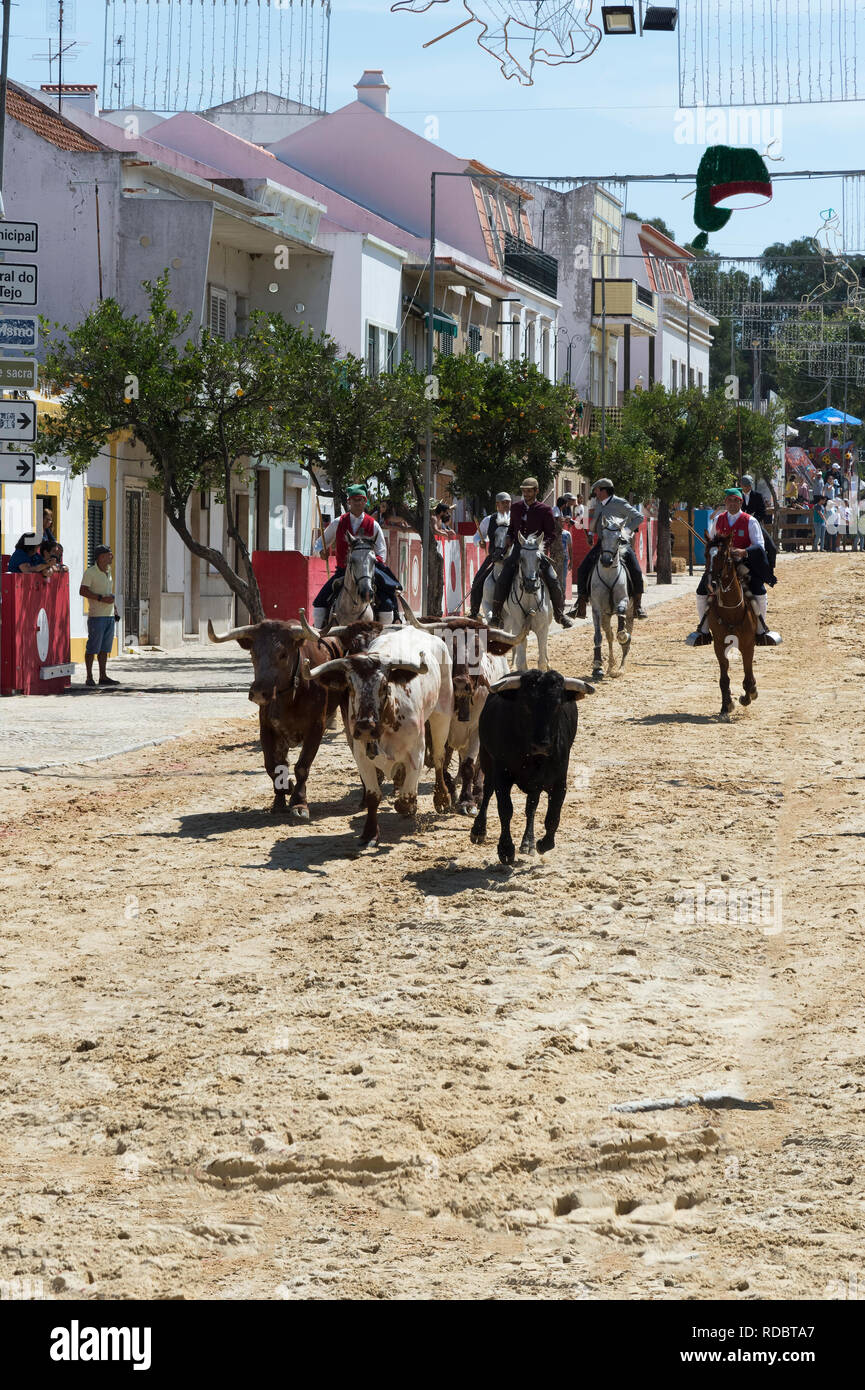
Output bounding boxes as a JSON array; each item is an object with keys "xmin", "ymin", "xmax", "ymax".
[{"xmin": 123, "ymin": 487, "xmax": 150, "ymax": 643}]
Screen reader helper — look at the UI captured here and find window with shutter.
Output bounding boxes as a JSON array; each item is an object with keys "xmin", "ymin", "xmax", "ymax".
[
  {"xmin": 366, "ymin": 323, "xmax": 379, "ymax": 377},
  {"xmin": 385, "ymin": 330, "xmax": 398, "ymax": 372},
  {"xmin": 86, "ymin": 499, "xmax": 104, "ymax": 566},
  {"xmin": 467, "ymin": 324, "xmax": 481, "ymax": 355},
  {"xmin": 208, "ymin": 286, "xmax": 228, "ymax": 340}
]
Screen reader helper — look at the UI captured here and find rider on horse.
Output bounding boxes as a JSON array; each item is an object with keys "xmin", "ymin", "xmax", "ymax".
[
  {"xmin": 571, "ymin": 479, "xmax": 648, "ymax": 620},
  {"xmin": 687, "ymin": 486, "xmax": 780, "ymax": 647},
  {"xmin": 488, "ymin": 477, "xmax": 573, "ymax": 629},
  {"xmin": 468, "ymin": 491, "xmax": 511, "ymax": 619},
  {"xmin": 312, "ymin": 484, "xmax": 402, "ymax": 627}
]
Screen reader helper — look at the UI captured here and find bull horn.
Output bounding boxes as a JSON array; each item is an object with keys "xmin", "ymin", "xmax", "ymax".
[
  {"xmin": 485, "ymin": 625, "xmax": 523, "ymax": 647},
  {"xmin": 299, "ymin": 655, "xmax": 313, "ymax": 683},
  {"xmin": 308, "ymin": 657, "xmax": 350, "ymax": 681},
  {"xmin": 207, "ymin": 619, "xmax": 259, "ymax": 644},
  {"xmin": 490, "ymin": 673, "xmax": 523, "ymax": 693},
  {"xmin": 563, "ymin": 677, "xmax": 596, "ymax": 695},
  {"xmin": 298, "ymin": 608, "xmax": 320, "ymax": 642},
  {"xmin": 398, "ymin": 594, "xmax": 424, "ymax": 629}
]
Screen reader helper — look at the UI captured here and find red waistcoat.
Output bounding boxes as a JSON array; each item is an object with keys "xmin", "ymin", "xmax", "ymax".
[
  {"xmin": 714, "ymin": 510, "xmax": 753, "ymax": 548},
  {"xmin": 335, "ymin": 511, "xmax": 375, "ymax": 567}
]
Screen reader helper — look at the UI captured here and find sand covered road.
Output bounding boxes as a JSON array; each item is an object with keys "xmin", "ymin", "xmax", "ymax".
[{"xmin": 1, "ymin": 552, "xmax": 863, "ymax": 1302}]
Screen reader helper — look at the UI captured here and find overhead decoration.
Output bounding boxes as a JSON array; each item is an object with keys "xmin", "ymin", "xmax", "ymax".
[
  {"xmin": 691, "ymin": 146, "xmax": 772, "ymax": 250},
  {"xmin": 679, "ymin": 0, "xmax": 864, "ymax": 107},
  {"xmin": 391, "ymin": 1, "xmax": 603, "ymax": 85}
]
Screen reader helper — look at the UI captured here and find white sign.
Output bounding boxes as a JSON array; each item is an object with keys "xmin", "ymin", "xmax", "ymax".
[
  {"xmin": 0, "ymin": 263, "xmax": 38, "ymax": 305},
  {"xmin": 0, "ymin": 401, "xmax": 36, "ymax": 440},
  {"xmin": 0, "ymin": 221, "xmax": 38, "ymax": 253},
  {"xmin": 0, "ymin": 451, "xmax": 35, "ymax": 482}
]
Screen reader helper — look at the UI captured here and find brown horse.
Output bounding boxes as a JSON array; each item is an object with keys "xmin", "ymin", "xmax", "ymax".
[{"xmin": 705, "ymin": 536, "xmax": 758, "ymax": 718}]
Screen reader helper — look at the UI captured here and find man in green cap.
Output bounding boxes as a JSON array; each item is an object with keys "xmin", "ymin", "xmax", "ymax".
[
  {"xmin": 687, "ymin": 486, "xmax": 780, "ymax": 646},
  {"xmin": 571, "ymin": 478, "xmax": 647, "ymax": 619},
  {"xmin": 312, "ymin": 484, "xmax": 401, "ymax": 626}
]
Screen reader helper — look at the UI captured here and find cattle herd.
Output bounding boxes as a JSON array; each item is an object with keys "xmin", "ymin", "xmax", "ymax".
[{"xmin": 208, "ymin": 608, "xmax": 593, "ymax": 863}]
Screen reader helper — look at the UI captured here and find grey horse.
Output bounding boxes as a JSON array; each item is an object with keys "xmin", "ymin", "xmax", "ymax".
[
  {"xmin": 499, "ymin": 532, "xmax": 552, "ymax": 672},
  {"xmin": 590, "ymin": 517, "xmax": 635, "ymax": 680},
  {"xmin": 324, "ymin": 535, "xmax": 378, "ymax": 631}
]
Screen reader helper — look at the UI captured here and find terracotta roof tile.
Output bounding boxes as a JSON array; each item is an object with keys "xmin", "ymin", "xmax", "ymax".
[{"xmin": 8, "ymin": 83, "xmax": 105, "ymax": 153}]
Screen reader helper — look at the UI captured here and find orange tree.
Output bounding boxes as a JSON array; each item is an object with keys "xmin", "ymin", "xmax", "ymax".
[{"xmin": 433, "ymin": 353, "xmax": 578, "ymax": 514}]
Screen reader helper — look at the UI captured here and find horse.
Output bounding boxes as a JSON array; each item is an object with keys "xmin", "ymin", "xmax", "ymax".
[
  {"xmin": 479, "ymin": 537, "xmax": 510, "ymax": 624},
  {"xmin": 705, "ymin": 535, "xmax": 758, "ymax": 718},
  {"xmin": 324, "ymin": 535, "xmax": 378, "ymax": 631},
  {"xmin": 589, "ymin": 517, "xmax": 635, "ymax": 681},
  {"xmin": 499, "ymin": 532, "xmax": 553, "ymax": 672}
]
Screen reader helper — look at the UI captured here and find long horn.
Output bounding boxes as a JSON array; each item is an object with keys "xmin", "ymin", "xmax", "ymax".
[
  {"xmin": 207, "ymin": 619, "xmax": 259, "ymax": 644},
  {"xmin": 398, "ymin": 594, "xmax": 424, "ymax": 629},
  {"xmin": 485, "ymin": 625, "xmax": 523, "ymax": 647},
  {"xmin": 308, "ymin": 657, "xmax": 350, "ymax": 681},
  {"xmin": 298, "ymin": 609, "xmax": 320, "ymax": 642},
  {"xmin": 490, "ymin": 673, "xmax": 523, "ymax": 693},
  {"xmin": 563, "ymin": 677, "xmax": 596, "ymax": 695}
]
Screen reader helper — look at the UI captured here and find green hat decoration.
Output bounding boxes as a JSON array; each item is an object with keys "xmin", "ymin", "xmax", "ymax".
[
  {"xmin": 692, "ymin": 146, "xmax": 773, "ymax": 251},
  {"xmin": 346, "ymin": 484, "xmax": 368, "ymax": 499}
]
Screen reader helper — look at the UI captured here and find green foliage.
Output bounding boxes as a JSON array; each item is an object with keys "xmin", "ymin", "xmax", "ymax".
[
  {"xmin": 622, "ymin": 383, "xmax": 734, "ymax": 504},
  {"xmin": 601, "ymin": 423, "xmax": 659, "ymax": 503},
  {"xmin": 718, "ymin": 396, "xmax": 784, "ymax": 483},
  {"xmin": 433, "ymin": 353, "xmax": 578, "ymax": 512},
  {"xmin": 625, "ymin": 211, "xmax": 677, "ymax": 242}
]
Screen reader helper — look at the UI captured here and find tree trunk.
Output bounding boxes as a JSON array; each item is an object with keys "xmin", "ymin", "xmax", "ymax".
[
  {"xmin": 163, "ymin": 490, "xmax": 264, "ymax": 623},
  {"xmin": 655, "ymin": 496, "xmax": 673, "ymax": 585}
]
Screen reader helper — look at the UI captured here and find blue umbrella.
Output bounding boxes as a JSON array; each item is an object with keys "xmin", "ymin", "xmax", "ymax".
[{"xmin": 797, "ymin": 407, "xmax": 862, "ymax": 426}]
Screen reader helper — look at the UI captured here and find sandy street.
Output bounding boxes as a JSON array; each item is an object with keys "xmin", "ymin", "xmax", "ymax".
[{"xmin": 1, "ymin": 552, "xmax": 863, "ymax": 1302}]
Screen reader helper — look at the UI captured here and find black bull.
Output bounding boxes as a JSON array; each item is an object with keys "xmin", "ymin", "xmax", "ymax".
[
  {"xmin": 470, "ymin": 668, "xmax": 594, "ymax": 864},
  {"xmin": 208, "ymin": 615, "xmax": 380, "ymax": 820}
]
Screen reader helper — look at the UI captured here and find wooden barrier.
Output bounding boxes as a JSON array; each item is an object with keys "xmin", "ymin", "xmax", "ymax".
[{"xmin": 1, "ymin": 569, "xmax": 72, "ymax": 696}]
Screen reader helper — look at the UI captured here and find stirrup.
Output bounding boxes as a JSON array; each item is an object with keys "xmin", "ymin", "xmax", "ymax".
[
  {"xmin": 686, "ymin": 627, "xmax": 712, "ymax": 647},
  {"xmin": 756, "ymin": 630, "xmax": 782, "ymax": 646}
]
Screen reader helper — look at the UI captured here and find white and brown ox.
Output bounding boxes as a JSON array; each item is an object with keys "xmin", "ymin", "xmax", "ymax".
[
  {"xmin": 208, "ymin": 615, "xmax": 380, "ymax": 820},
  {"xmin": 399, "ymin": 600, "xmax": 522, "ymax": 813},
  {"xmin": 308, "ymin": 625, "xmax": 453, "ymax": 845}
]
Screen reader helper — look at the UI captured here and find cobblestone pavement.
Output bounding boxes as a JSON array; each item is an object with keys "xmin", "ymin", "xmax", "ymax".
[{"xmin": 0, "ymin": 572, "xmax": 702, "ymax": 773}]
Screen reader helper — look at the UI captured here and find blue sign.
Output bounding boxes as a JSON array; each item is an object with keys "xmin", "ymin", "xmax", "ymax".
[{"xmin": 0, "ymin": 315, "xmax": 38, "ymax": 350}]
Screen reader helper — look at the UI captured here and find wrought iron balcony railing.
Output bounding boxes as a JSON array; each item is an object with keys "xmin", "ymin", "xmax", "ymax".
[{"xmin": 503, "ymin": 233, "xmax": 558, "ymax": 297}]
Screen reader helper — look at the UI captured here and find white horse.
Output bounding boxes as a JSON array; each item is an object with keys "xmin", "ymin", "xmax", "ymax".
[
  {"xmin": 318, "ymin": 535, "xmax": 382, "ymax": 632},
  {"xmin": 590, "ymin": 517, "xmax": 635, "ymax": 681},
  {"xmin": 499, "ymin": 532, "xmax": 552, "ymax": 672},
  {"xmin": 479, "ymin": 536, "xmax": 509, "ymax": 624}
]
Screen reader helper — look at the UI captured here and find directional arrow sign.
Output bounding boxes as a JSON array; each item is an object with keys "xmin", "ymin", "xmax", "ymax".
[
  {"xmin": 0, "ymin": 401, "xmax": 36, "ymax": 440},
  {"xmin": 0, "ymin": 263, "xmax": 38, "ymax": 305},
  {"xmin": 0, "ymin": 221, "xmax": 38, "ymax": 253},
  {"xmin": 0, "ymin": 452, "xmax": 35, "ymax": 483},
  {"xmin": 0, "ymin": 358, "xmax": 37, "ymax": 389}
]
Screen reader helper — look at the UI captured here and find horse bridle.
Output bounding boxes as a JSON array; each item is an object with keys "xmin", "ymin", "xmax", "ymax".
[
  {"xmin": 709, "ymin": 543, "xmax": 745, "ymax": 616},
  {"xmin": 512, "ymin": 546, "xmax": 545, "ymax": 617},
  {"xmin": 345, "ymin": 539, "xmax": 376, "ymax": 603}
]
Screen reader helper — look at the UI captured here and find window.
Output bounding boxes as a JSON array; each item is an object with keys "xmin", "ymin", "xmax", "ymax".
[
  {"xmin": 698, "ymin": 370, "xmax": 704, "ymax": 391},
  {"xmin": 86, "ymin": 499, "xmax": 104, "ymax": 566},
  {"xmin": 366, "ymin": 323, "xmax": 379, "ymax": 377},
  {"xmin": 208, "ymin": 286, "xmax": 228, "ymax": 339},
  {"xmin": 467, "ymin": 323, "xmax": 482, "ymax": 355},
  {"xmin": 235, "ymin": 295, "xmax": 249, "ymax": 337},
  {"xmin": 671, "ymin": 359, "xmax": 678, "ymax": 390},
  {"xmin": 436, "ymin": 329, "xmax": 453, "ymax": 358},
  {"xmin": 689, "ymin": 366, "xmax": 695, "ymax": 387},
  {"xmin": 492, "ymin": 332, "xmax": 500, "ymax": 363},
  {"xmin": 542, "ymin": 328, "xmax": 550, "ymax": 377},
  {"xmin": 511, "ymin": 318, "xmax": 520, "ymax": 361},
  {"xmin": 526, "ymin": 320, "xmax": 536, "ymax": 362},
  {"xmin": 385, "ymin": 330, "xmax": 398, "ymax": 372}
]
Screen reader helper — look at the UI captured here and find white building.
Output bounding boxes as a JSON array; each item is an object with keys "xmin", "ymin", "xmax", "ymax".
[{"xmin": 621, "ymin": 220, "xmax": 717, "ymax": 394}]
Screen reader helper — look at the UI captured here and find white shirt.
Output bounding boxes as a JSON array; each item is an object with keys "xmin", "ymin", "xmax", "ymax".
[
  {"xmin": 479, "ymin": 510, "xmax": 510, "ymax": 541},
  {"xmin": 708, "ymin": 508, "xmax": 764, "ymax": 549},
  {"xmin": 314, "ymin": 512, "xmax": 387, "ymax": 562}
]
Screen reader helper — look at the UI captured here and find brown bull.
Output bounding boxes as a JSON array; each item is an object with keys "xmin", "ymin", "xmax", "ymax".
[{"xmin": 208, "ymin": 613, "xmax": 380, "ymax": 820}]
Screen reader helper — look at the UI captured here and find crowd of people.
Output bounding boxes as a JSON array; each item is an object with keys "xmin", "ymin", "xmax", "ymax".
[{"xmin": 783, "ymin": 460, "xmax": 864, "ymax": 552}]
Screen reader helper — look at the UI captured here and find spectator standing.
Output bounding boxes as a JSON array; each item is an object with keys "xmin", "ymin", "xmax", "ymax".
[
  {"xmin": 812, "ymin": 498, "xmax": 826, "ymax": 551},
  {"xmin": 41, "ymin": 506, "xmax": 58, "ymax": 549},
  {"xmin": 7, "ymin": 534, "xmax": 48, "ymax": 574},
  {"xmin": 79, "ymin": 544, "xmax": 121, "ymax": 688}
]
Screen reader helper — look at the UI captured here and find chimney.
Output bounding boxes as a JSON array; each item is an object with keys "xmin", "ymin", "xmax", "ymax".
[
  {"xmin": 41, "ymin": 83, "xmax": 99, "ymax": 117},
  {"xmin": 354, "ymin": 70, "xmax": 389, "ymax": 116}
]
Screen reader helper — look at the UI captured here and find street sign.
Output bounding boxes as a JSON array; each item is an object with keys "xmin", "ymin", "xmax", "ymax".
[
  {"xmin": 0, "ymin": 315, "xmax": 38, "ymax": 350},
  {"xmin": 0, "ymin": 358, "xmax": 37, "ymax": 389},
  {"xmin": 0, "ymin": 452, "xmax": 35, "ymax": 483},
  {"xmin": 0, "ymin": 401, "xmax": 36, "ymax": 441},
  {"xmin": 0, "ymin": 221, "xmax": 38, "ymax": 254},
  {"xmin": 0, "ymin": 263, "xmax": 38, "ymax": 305}
]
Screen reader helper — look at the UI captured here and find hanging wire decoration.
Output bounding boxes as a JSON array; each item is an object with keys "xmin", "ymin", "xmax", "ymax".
[
  {"xmin": 102, "ymin": 0, "xmax": 332, "ymax": 114},
  {"xmin": 679, "ymin": 0, "xmax": 864, "ymax": 107},
  {"xmin": 391, "ymin": 1, "xmax": 602, "ymax": 85}
]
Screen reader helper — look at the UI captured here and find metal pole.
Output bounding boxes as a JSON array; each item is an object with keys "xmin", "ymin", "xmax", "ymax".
[
  {"xmin": 94, "ymin": 179, "xmax": 104, "ymax": 301},
  {"xmin": 600, "ymin": 250, "xmax": 607, "ymax": 455},
  {"xmin": 686, "ymin": 300, "xmax": 691, "ymax": 383},
  {"xmin": 422, "ymin": 173, "xmax": 436, "ymax": 612},
  {"xmin": 0, "ymin": 0, "xmax": 12, "ymax": 214},
  {"xmin": 58, "ymin": 0, "xmax": 64, "ymax": 111}
]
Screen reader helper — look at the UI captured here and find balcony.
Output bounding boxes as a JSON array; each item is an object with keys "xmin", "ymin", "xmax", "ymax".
[
  {"xmin": 503, "ymin": 233, "xmax": 558, "ymax": 297},
  {"xmin": 592, "ymin": 279, "xmax": 657, "ymax": 332}
]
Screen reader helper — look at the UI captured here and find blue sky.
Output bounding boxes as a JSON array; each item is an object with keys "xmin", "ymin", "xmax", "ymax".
[{"xmin": 12, "ymin": 2, "xmax": 865, "ymax": 258}]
